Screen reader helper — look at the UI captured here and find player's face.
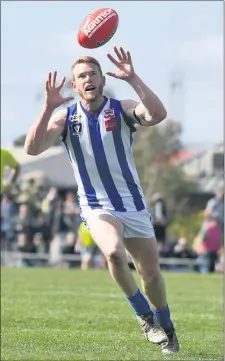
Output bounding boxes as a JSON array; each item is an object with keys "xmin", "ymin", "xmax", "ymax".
[{"xmin": 72, "ymin": 63, "xmax": 105, "ymax": 102}]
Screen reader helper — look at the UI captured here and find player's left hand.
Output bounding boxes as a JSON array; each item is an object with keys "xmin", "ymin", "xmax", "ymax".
[{"xmin": 106, "ymin": 46, "xmax": 135, "ymax": 81}]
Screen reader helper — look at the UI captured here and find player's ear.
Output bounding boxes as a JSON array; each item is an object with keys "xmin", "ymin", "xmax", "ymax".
[
  {"xmin": 71, "ymin": 81, "xmax": 76, "ymax": 90},
  {"xmin": 102, "ymin": 76, "xmax": 106, "ymax": 87}
]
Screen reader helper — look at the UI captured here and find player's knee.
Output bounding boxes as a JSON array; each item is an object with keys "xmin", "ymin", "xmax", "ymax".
[
  {"xmin": 141, "ymin": 267, "xmax": 162, "ymax": 285},
  {"xmin": 107, "ymin": 248, "xmax": 125, "ymax": 266}
]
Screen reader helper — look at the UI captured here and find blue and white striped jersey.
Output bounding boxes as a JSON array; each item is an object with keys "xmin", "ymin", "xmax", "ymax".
[{"xmin": 62, "ymin": 97, "xmax": 147, "ymax": 212}]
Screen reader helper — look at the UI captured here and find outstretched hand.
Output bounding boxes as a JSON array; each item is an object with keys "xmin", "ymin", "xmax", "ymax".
[
  {"xmin": 45, "ymin": 71, "xmax": 74, "ymax": 108},
  {"xmin": 106, "ymin": 46, "xmax": 135, "ymax": 81}
]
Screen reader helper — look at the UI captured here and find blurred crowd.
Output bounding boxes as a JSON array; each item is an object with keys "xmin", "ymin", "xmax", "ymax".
[
  {"xmin": 0, "ymin": 148, "xmax": 224, "ymax": 273},
  {"xmin": 151, "ymin": 188, "xmax": 224, "ymax": 273},
  {"xmin": 1, "ymin": 184, "xmax": 77, "ymax": 258},
  {"xmin": 1, "ymin": 178, "xmax": 224, "ymax": 273}
]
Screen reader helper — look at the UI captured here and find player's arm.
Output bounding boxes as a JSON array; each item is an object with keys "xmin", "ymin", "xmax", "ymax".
[
  {"xmin": 24, "ymin": 71, "xmax": 74, "ymax": 156},
  {"xmin": 24, "ymin": 107, "xmax": 67, "ymax": 155},
  {"xmin": 121, "ymin": 75, "xmax": 167, "ymax": 127},
  {"xmin": 107, "ymin": 46, "xmax": 167, "ymax": 126}
]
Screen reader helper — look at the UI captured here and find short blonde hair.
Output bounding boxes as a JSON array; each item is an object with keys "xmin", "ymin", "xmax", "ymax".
[{"xmin": 71, "ymin": 56, "xmax": 102, "ymax": 79}]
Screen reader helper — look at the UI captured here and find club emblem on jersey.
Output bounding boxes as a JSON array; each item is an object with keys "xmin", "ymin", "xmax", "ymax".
[
  {"xmin": 70, "ymin": 121, "xmax": 82, "ymax": 136},
  {"xmin": 104, "ymin": 109, "xmax": 117, "ymax": 131},
  {"xmin": 70, "ymin": 114, "xmax": 82, "ymax": 136}
]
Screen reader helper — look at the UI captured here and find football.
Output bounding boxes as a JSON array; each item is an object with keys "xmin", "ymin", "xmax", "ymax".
[{"xmin": 77, "ymin": 8, "xmax": 119, "ymax": 49}]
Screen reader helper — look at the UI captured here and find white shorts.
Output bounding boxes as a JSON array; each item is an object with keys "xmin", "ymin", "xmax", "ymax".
[{"xmin": 81, "ymin": 208, "xmax": 155, "ymax": 239}]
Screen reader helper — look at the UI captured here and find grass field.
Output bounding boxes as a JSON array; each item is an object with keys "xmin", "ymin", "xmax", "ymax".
[{"xmin": 1, "ymin": 267, "xmax": 223, "ymax": 361}]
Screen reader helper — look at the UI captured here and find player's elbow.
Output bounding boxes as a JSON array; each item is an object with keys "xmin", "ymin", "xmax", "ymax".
[
  {"xmin": 24, "ymin": 144, "xmax": 41, "ymax": 156},
  {"xmin": 156, "ymin": 107, "xmax": 167, "ymax": 122},
  {"xmin": 24, "ymin": 144, "xmax": 33, "ymax": 155},
  {"xmin": 145, "ymin": 108, "xmax": 167, "ymax": 126},
  {"xmin": 145, "ymin": 107, "xmax": 167, "ymax": 125}
]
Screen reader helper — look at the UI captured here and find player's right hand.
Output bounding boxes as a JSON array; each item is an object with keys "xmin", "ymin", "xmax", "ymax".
[{"xmin": 45, "ymin": 71, "xmax": 74, "ymax": 109}]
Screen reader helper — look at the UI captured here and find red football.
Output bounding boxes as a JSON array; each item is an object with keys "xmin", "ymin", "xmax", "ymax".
[{"xmin": 77, "ymin": 8, "xmax": 119, "ymax": 49}]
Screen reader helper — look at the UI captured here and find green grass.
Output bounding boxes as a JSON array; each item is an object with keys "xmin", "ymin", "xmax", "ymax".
[{"xmin": 1, "ymin": 267, "xmax": 223, "ymax": 361}]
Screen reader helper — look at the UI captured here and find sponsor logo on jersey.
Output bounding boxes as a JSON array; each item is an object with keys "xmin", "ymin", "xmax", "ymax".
[
  {"xmin": 70, "ymin": 114, "xmax": 83, "ymax": 121},
  {"xmin": 104, "ymin": 109, "xmax": 117, "ymax": 131}
]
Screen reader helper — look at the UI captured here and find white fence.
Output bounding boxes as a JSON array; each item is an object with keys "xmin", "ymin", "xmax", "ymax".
[{"xmin": 1, "ymin": 251, "xmax": 204, "ymax": 270}]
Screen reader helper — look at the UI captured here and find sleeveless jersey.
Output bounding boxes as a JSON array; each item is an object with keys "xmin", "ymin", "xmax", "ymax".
[{"xmin": 61, "ymin": 97, "xmax": 146, "ymax": 212}]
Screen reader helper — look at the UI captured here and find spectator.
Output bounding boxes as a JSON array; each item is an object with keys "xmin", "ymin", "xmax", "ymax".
[
  {"xmin": 169, "ymin": 237, "xmax": 196, "ymax": 272},
  {"xmin": 17, "ymin": 234, "xmax": 37, "ymax": 267},
  {"xmin": 13, "ymin": 204, "xmax": 35, "ymax": 245},
  {"xmin": 33, "ymin": 233, "xmax": 45, "ymax": 253},
  {"xmin": 172, "ymin": 237, "xmax": 196, "ymax": 259},
  {"xmin": 48, "ymin": 199, "xmax": 69, "ymax": 266},
  {"xmin": 193, "ymin": 213, "xmax": 222, "ymax": 273},
  {"xmin": 204, "ymin": 185, "xmax": 224, "ymax": 233},
  {"xmin": 1, "ymin": 148, "xmax": 20, "ymax": 195},
  {"xmin": 63, "ymin": 191, "xmax": 81, "ymax": 235},
  {"xmin": 41, "ymin": 187, "xmax": 59, "ymax": 249},
  {"xmin": 33, "ymin": 210, "xmax": 45, "ymax": 233},
  {"xmin": 32, "ymin": 210, "xmax": 47, "ymax": 252},
  {"xmin": 32, "ymin": 233, "xmax": 46, "ymax": 266},
  {"xmin": 150, "ymin": 193, "xmax": 168, "ymax": 250},
  {"xmin": 75, "ymin": 221, "xmax": 101, "ymax": 269},
  {"xmin": 1, "ymin": 193, "xmax": 17, "ymax": 251},
  {"xmin": 14, "ymin": 203, "xmax": 37, "ymax": 267},
  {"xmin": 61, "ymin": 232, "xmax": 77, "ymax": 268},
  {"xmin": 17, "ymin": 179, "xmax": 40, "ymax": 215}
]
